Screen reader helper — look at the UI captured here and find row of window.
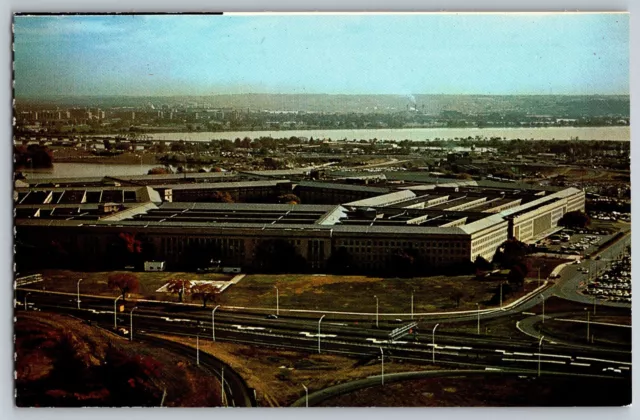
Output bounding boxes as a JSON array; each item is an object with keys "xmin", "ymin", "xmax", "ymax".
[{"xmin": 338, "ymin": 239, "xmax": 467, "ymax": 249}]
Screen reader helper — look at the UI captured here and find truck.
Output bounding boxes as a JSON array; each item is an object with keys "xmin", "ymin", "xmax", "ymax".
[{"xmin": 222, "ymin": 267, "xmax": 241, "ymax": 274}]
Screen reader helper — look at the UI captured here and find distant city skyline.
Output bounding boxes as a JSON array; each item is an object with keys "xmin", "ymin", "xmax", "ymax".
[{"xmin": 13, "ymin": 13, "xmax": 629, "ymax": 98}]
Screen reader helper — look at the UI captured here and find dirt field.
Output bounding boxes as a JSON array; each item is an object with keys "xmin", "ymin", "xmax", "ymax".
[
  {"xmin": 15, "ymin": 312, "xmax": 222, "ymax": 407},
  {"xmin": 36, "ymin": 270, "xmax": 231, "ymax": 302},
  {"xmin": 217, "ymin": 274, "xmax": 535, "ymax": 316},
  {"xmin": 155, "ymin": 334, "xmax": 439, "ymax": 407},
  {"xmin": 317, "ymin": 374, "xmax": 631, "ymax": 407}
]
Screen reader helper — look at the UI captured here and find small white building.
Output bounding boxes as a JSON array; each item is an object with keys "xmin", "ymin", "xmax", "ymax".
[{"xmin": 144, "ymin": 261, "xmax": 165, "ymax": 272}]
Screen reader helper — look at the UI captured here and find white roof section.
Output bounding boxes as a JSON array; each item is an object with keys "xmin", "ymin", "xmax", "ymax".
[{"xmin": 344, "ymin": 190, "xmax": 416, "ymax": 207}]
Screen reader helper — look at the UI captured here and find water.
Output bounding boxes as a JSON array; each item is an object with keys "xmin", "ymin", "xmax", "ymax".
[
  {"xmin": 20, "ymin": 162, "xmax": 158, "ymax": 179},
  {"xmin": 141, "ymin": 126, "xmax": 629, "ymax": 142}
]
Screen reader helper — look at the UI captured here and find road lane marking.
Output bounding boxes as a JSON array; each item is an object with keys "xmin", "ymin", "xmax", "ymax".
[
  {"xmin": 576, "ymin": 356, "xmax": 631, "ymax": 366},
  {"xmin": 502, "ymin": 358, "xmax": 565, "ymax": 365}
]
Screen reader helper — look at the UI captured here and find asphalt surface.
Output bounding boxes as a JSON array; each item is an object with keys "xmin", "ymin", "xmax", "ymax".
[{"xmin": 17, "ymin": 292, "xmax": 631, "ymax": 384}]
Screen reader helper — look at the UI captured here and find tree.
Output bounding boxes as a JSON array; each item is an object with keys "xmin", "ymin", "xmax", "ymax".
[
  {"xmin": 108, "ymin": 273, "xmax": 139, "ymax": 303},
  {"xmin": 493, "ymin": 239, "xmax": 529, "ymax": 268},
  {"xmin": 277, "ymin": 194, "xmax": 301, "ymax": 205},
  {"xmin": 202, "ymin": 191, "xmax": 234, "ymax": 203},
  {"xmin": 191, "ymin": 283, "xmax": 219, "ymax": 308},
  {"xmin": 165, "ymin": 278, "xmax": 192, "ymax": 302},
  {"xmin": 474, "ymin": 255, "xmax": 494, "ymax": 271},
  {"xmin": 559, "ymin": 211, "xmax": 591, "ymax": 229},
  {"xmin": 507, "ymin": 260, "xmax": 530, "ymax": 289}
]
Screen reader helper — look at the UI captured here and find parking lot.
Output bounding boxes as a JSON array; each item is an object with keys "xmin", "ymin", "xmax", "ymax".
[
  {"xmin": 536, "ymin": 230, "xmax": 612, "ymax": 257},
  {"xmin": 583, "ymin": 253, "xmax": 632, "ymax": 304}
]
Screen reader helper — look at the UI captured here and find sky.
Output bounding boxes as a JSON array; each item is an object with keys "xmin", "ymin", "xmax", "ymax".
[{"xmin": 13, "ymin": 13, "xmax": 630, "ymax": 97}]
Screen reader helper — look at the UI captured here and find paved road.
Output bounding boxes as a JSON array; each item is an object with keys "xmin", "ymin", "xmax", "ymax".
[
  {"xmin": 290, "ymin": 369, "xmax": 628, "ymax": 407},
  {"xmin": 17, "ymin": 295, "xmax": 631, "ymax": 383},
  {"xmin": 550, "ymin": 233, "xmax": 630, "ymax": 307},
  {"xmin": 136, "ymin": 334, "xmax": 256, "ymax": 407}
]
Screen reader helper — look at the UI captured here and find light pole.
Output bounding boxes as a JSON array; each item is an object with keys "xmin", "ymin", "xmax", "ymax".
[
  {"xmin": 274, "ymin": 286, "xmax": 279, "ymax": 316},
  {"xmin": 432, "ymin": 323, "xmax": 440, "ymax": 364},
  {"xmin": 24, "ymin": 292, "xmax": 31, "ymax": 311},
  {"xmin": 318, "ymin": 315, "xmax": 326, "ymax": 354},
  {"xmin": 77, "ymin": 278, "xmax": 83, "ymax": 310},
  {"xmin": 476, "ymin": 303, "xmax": 480, "ymax": 334},
  {"xmin": 593, "ymin": 296, "xmax": 597, "ymax": 316},
  {"xmin": 302, "ymin": 384, "xmax": 309, "ymax": 408},
  {"xmin": 499, "ymin": 282, "xmax": 503, "ymax": 308},
  {"xmin": 380, "ymin": 347, "xmax": 384, "ymax": 385},
  {"xmin": 374, "ymin": 295, "xmax": 379, "ymax": 328},
  {"xmin": 221, "ymin": 366, "xmax": 226, "ymax": 407},
  {"xmin": 196, "ymin": 335, "xmax": 200, "ymax": 365},
  {"xmin": 538, "ymin": 335, "xmax": 544, "ymax": 377},
  {"xmin": 114, "ymin": 296, "xmax": 122, "ymax": 329},
  {"xmin": 411, "ymin": 290, "xmax": 414, "ymax": 320},
  {"xmin": 129, "ymin": 306, "xmax": 138, "ymax": 341},
  {"xmin": 586, "ymin": 309, "xmax": 590, "ymax": 342},
  {"xmin": 212, "ymin": 305, "xmax": 220, "ymax": 342},
  {"xmin": 541, "ymin": 294, "xmax": 545, "ymax": 324}
]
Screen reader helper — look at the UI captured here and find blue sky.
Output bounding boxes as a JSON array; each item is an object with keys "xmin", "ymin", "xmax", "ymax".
[{"xmin": 13, "ymin": 13, "xmax": 629, "ymax": 97}]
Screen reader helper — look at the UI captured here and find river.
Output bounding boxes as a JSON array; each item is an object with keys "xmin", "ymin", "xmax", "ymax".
[{"xmin": 140, "ymin": 126, "xmax": 629, "ymax": 142}]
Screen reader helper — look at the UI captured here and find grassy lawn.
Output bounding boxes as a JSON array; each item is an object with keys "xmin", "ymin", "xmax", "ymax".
[
  {"xmin": 538, "ymin": 317, "xmax": 631, "ymax": 347},
  {"xmin": 155, "ymin": 333, "xmax": 439, "ymax": 407},
  {"xmin": 217, "ymin": 274, "xmax": 534, "ymax": 315},
  {"xmin": 436, "ymin": 313, "xmax": 527, "ymax": 339},
  {"xmin": 37, "ymin": 270, "xmax": 231, "ymax": 302}
]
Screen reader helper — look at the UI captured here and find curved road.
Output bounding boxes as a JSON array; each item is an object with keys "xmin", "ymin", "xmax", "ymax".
[
  {"xmin": 290, "ymin": 368, "xmax": 626, "ymax": 407},
  {"xmin": 136, "ymin": 334, "xmax": 256, "ymax": 407}
]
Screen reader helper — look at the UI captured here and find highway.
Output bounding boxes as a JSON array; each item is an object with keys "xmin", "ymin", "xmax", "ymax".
[{"xmin": 17, "ymin": 291, "xmax": 631, "ymax": 383}]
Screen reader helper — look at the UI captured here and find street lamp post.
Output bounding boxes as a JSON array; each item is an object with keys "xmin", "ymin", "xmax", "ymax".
[
  {"xmin": 499, "ymin": 283, "xmax": 503, "ymax": 308},
  {"xmin": 221, "ymin": 366, "xmax": 226, "ymax": 407},
  {"xmin": 77, "ymin": 278, "xmax": 83, "ymax": 310},
  {"xmin": 538, "ymin": 335, "xmax": 544, "ymax": 377},
  {"xmin": 593, "ymin": 296, "xmax": 597, "ymax": 316},
  {"xmin": 196, "ymin": 335, "xmax": 200, "ymax": 365},
  {"xmin": 274, "ymin": 286, "xmax": 279, "ymax": 316},
  {"xmin": 476, "ymin": 303, "xmax": 480, "ymax": 334},
  {"xmin": 114, "ymin": 296, "xmax": 122, "ymax": 329},
  {"xmin": 212, "ymin": 305, "xmax": 220, "ymax": 342},
  {"xmin": 432, "ymin": 323, "xmax": 440, "ymax": 364},
  {"xmin": 380, "ymin": 347, "xmax": 384, "ymax": 385},
  {"xmin": 374, "ymin": 295, "xmax": 379, "ymax": 328},
  {"xmin": 411, "ymin": 290, "xmax": 414, "ymax": 320},
  {"xmin": 24, "ymin": 292, "xmax": 31, "ymax": 311},
  {"xmin": 541, "ymin": 294, "xmax": 545, "ymax": 324},
  {"xmin": 318, "ymin": 315, "xmax": 326, "ymax": 354},
  {"xmin": 129, "ymin": 307, "xmax": 138, "ymax": 341},
  {"xmin": 302, "ymin": 384, "xmax": 309, "ymax": 408},
  {"xmin": 586, "ymin": 309, "xmax": 590, "ymax": 342}
]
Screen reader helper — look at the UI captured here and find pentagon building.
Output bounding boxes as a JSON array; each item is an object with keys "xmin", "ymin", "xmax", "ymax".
[{"xmin": 14, "ymin": 172, "xmax": 585, "ymax": 273}]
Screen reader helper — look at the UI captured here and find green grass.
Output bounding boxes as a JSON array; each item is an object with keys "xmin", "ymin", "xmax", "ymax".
[
  {"xmin": 218, "ymin": 274, "xmax": 529, "ymax": 315},
  {"xmin": 37, "ymin": 270, "xmax": 231, "ymax": 302}
]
